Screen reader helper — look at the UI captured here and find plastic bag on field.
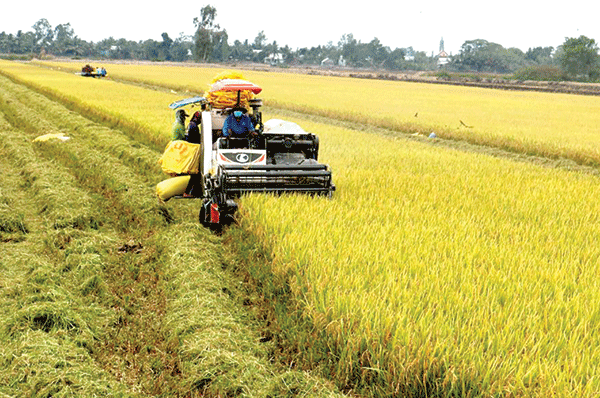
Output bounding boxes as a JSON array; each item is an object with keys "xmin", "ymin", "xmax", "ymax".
[
  {"xmin": 158, "ymin": 140, "xmax": 201, "ymax": 175},
  {"xmin": 33, "ymin": 132, "xmax": 70, "ymax": 142}
]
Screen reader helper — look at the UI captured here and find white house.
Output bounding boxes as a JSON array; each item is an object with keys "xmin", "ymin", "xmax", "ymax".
[
  {"xmin": 264, "ymin": 52, "xmax": 284, "ymax": 65},
  {"xmin": 321, "ymin": 57, "xmax": 334, "ymax": 68},
  {"xmin": 437, "ymin": 50, "xmax": 450, "ymax": 67}
]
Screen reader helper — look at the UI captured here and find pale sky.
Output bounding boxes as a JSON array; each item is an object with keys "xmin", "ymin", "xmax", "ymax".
[{"xmin": 1, "ymin": 0, "xmax": 599, "ymax": 55}]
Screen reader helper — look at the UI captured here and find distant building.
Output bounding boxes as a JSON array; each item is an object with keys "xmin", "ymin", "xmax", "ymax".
[
  {"xmin": 437, "ymin": 50, "xmax": 450, "ymax": 67},
  {"xmin": 265, "ymin": 52, "xmax": 284, "ymax": 65},
  {"xmin": 437, "ymin": 37, "xmax": 450, "ymax": 67},
  {"xmin": 321, "ymin": 57, "xmax": 334, "ymax": 68}
]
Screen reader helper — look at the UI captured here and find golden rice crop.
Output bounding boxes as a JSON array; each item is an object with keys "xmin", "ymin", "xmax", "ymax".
[
  {"xmin": 0, "ymin": 60, "xmax": 181, "ymax": 148},
  {"xmin": 36, "ymin": 59, "xmax": 600, "ymax": 166},
  {"xmin": 249, "ymin": 71, "xmax": 600, "ymax": 167},
  {"xmin": 235, "ymin": 113, "xmax": 600, "ymax": 397},
  {"xmin": 34, "ymin": 59, "xmax": 222, "ymax": 95}
]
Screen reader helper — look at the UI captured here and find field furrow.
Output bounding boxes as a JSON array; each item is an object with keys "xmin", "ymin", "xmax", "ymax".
[{"xmin": 0, "ymin": 114, "xmax": 142, "ymax": 396}]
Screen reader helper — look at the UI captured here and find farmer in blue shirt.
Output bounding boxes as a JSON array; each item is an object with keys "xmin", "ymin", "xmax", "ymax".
[{"xmin": 222, "ymin": 107, "xmax": 255, "ymax": 138}]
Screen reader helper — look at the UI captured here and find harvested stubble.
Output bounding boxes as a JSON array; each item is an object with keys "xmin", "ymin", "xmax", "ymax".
[
  {"xmin": 0, "ymin": 118, "xmax": 100, "ymax": 230},
  {"xmin": 0, "ymin": 163, "xmax": 28, "ymax": 235},
  {"xmin": 0, "ymin": 66, "xmax": 349, "ymax": 397},
  {"xmin": 0, "ymin": 158, "xmax": 137, "ymax": 396}
]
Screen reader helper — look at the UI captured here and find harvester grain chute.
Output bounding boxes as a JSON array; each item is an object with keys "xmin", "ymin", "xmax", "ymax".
[{"xmin": 159, "ymin": 77, "xmax": 335, "ymax": 226}]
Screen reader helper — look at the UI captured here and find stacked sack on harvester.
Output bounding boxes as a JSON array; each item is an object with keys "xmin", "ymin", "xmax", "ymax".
[
  {"xmin": 205, "ymin": 70, "xmax": 256, "ymax": 109},
  {"xmin": 156, "ymin": 70, "xmax": 256, "ymax": 201}
]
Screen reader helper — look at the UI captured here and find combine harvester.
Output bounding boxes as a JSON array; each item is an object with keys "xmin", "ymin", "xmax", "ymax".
[
  {"xmin": 78, "ymin": 64, "xmax": 107, "ymax": 78},
  {"xmin": 158, "ymin": 77, "xmax": 335, "ymax": 227}
]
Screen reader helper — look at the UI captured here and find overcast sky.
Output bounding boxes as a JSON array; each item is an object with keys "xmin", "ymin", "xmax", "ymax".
[{"xmin": 2, "ymin": 0, "xmax": 599, "ymax": 55}]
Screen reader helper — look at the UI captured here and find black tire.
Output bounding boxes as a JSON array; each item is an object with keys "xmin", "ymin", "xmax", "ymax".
[{"xmin": 199, "ymin": 204, "xmax": 210, "ymax": 227}]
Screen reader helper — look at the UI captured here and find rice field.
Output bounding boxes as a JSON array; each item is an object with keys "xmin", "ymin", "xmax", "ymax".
[
  {"xmin": 37, "ymin": 59, "xmax": 600, "ymax": 166},
  {"xmin": 2, "ymin": 59, "xmax": 600, "ymax": 397},
  {"xmin": 235, "ymin": 119, "xmax": 600, "ymax": 396}
]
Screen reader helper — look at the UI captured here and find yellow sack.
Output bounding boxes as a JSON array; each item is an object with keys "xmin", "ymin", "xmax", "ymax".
[
  {"xmin": 206, "ymin": 90, "xmax": 253, "ymax": 109},
  {"xmin": 206, "ymin": 70, "xmax": 254, "ymax": 109},
  {"xmin": 158, "ymin": 141, "xmax": 201, "ymax": 175},
  {"xmin": 156, "ymin": 175, "xmax": 191, "ymax": 201}
]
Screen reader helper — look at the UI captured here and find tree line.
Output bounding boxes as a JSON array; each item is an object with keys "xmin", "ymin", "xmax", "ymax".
[
  {"xmin": 451, "ymin": 36, "xmax": 600, "ymax": 81},
  {"xmin": 1, "ymin": 6, "xmax": 599, "ymax": 82}
]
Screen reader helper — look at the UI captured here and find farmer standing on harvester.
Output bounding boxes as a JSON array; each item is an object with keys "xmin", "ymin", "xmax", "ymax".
[{"xmin": 171, "ymin": 109, "xmax": 188, "ymax": 141}]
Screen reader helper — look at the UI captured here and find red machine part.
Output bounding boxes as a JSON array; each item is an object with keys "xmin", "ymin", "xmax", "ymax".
[{"xmin": 210, "ymin": 203, "xmax": 220, "ymax": 224}]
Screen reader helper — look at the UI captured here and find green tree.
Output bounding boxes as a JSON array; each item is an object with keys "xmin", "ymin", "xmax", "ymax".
[
  {"xmin": 382, "ymin": 48, "xmax": 406, "ymax": 70},
  {"xmin": 453, "ymin": 39, "xmax": 524, "ymax": 73},
  {"xmin": 366, "ymin": 37, "xmax": 389, "ymax": 67},
  {"xmin": 250, "ymin": 31, "xmax": 268, "ymax": 62},
  {"xmin": 0, "ymin": 32, "xmax": 16, "ymax": 53},
  {"xmin": 193, "ymin": 5, "xmax": 219, "ymax": 61},
  {"xmin": 16, "ymin": 30, "xmax": 35, "ymax": 54},
  {"xmin": 160, "ymin": 32, "xmax": 173, "ymax": 60},
  {"xmin": 141, "ymin": 39, "xmax": 161, "ymax": 60},
  {"xmin": 113, "ymin": 38, "xmax": 136, "ymax": 59},
  {"xmin": 53, "ymin": 23, "xmax": 76, "ymax": 55},
  {"xmin": 32, "ymin": 18, "xmax": 53, "ymax": 53},
  {"xmin": 557, "ymin": 36, "xmax": 599, "ymax": 80},
  {"xmin": 253, "ymin": 30, "xmax": 267, "ymax": 50},
  {"xmin": 525, "ymin": 46, "xmax": 554, "ymax": 64},
  {"xmin": 211, "ymin": 30, "xmax": 229, "ymax": 62},
  {"xmin": 170, "ymin": 33, "xmax": 192, "ymax": 62},
  {"xmin": 280, "ymin": 44, "xmax": 294, "ymax": 63},
  {"xmin": 339, "ymin": 33, "xmax": 358, "ymax": 65},
  {"xmin": 230, "ymin": 39, "xmax": 252, "ymax": 61},
  {"xmin": 95, "ymin": 36, "xmax": 116, "ymax": 58}
]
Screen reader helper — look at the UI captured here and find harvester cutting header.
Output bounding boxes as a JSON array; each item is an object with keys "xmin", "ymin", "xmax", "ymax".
[{"xmin": 157, "ymin": 72, "xmax": 335, "ymax": 226}]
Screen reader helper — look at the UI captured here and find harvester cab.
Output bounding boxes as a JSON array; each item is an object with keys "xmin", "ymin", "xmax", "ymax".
[{"xmin": 166, "ymin": 78, "xmax": 335, "ymax": 226}]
